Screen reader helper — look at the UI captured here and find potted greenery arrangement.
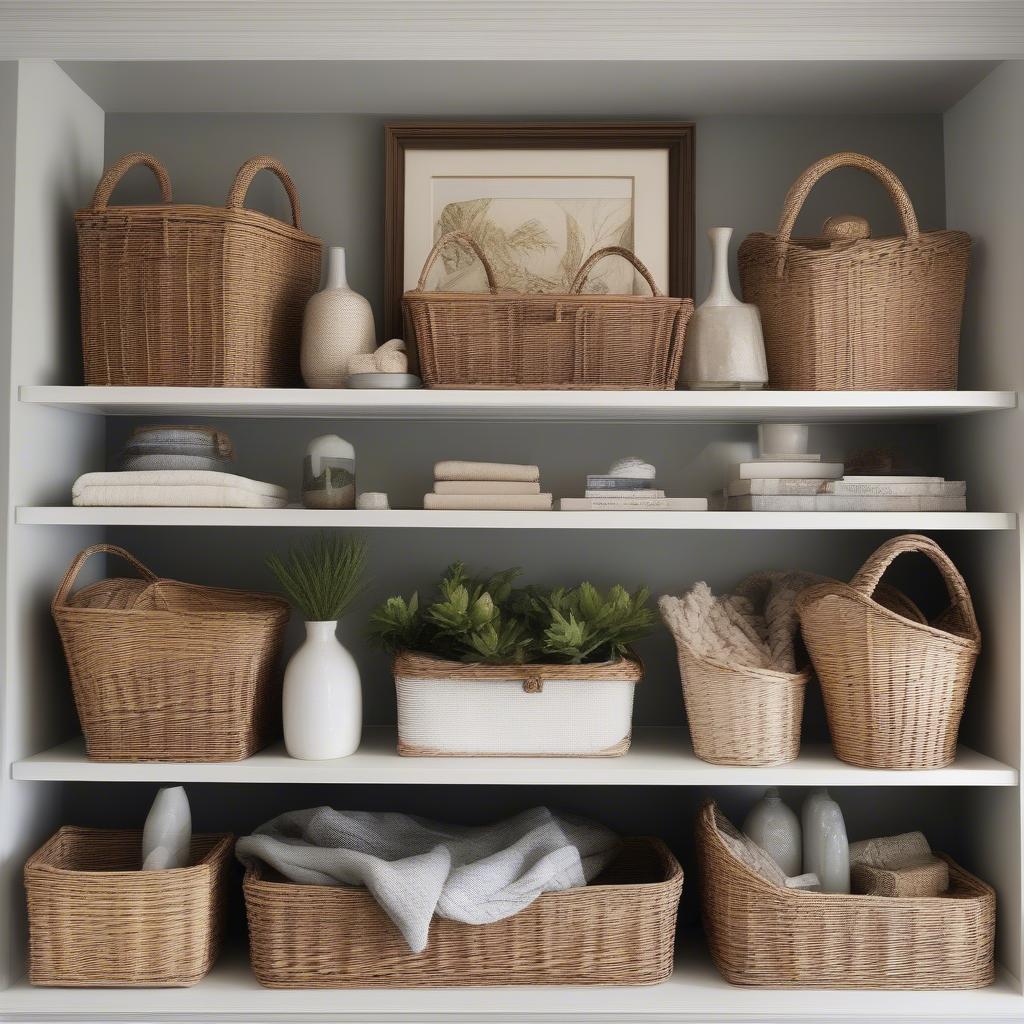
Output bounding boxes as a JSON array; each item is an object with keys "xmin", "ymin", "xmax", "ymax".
[
  {"xmin": 268, "ymin": 534, "xmax": 367, "ymax": 760},
  {"xmin": 369, "ymin": 563, "xmax": 654, "ymax": 757}
]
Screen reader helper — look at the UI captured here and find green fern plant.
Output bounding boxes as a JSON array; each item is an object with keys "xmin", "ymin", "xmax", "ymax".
[{"xmin": 267, "ymin": 534, "xmax": 367, "ymax": 622}]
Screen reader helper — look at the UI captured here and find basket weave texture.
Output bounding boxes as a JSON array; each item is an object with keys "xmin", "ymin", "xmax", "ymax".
[
  {"xmin": 52, "ymin": 544, "xmax": 289, "ymax": 762},
  {"xmin": 243, "ymin": 836, "xmax": 682, "ymax": 988},
  {"xmin": 796, "ymin": 534, "xmax": 980, "ymax": 770},
  {"xmin": 25, "ymin": 828, "xmax": 233, "ymax": 987},
  {"xmin": 76, "ymin": 152, "xmax": 322, "ymax": 387},
  {"xmin": 403, "ymin": 231, "xmax": 692, "ymax": 389},
  {"xmin": 697, "ymin": 802, "xmax": 994, "ymax": 990},
  {"xmin": 738, "ymin": 152, "xmax": 969, "ymax": 390}
]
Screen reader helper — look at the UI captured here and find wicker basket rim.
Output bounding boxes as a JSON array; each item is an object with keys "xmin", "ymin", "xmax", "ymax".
[
  {"xmin": 392, "ymin": 647, "xmax": 643, "ymax": 682},
  {"xmin": 741, "ymin": 228, "xmax": 970, "ymax": 247},
  {"xmin": 795, "ymin": 582, "xmax": 979, "ymax": 650},
  {"xmin": 56, "ymin": 578, "xmax": 290, "ymax": 616},
  {"xmin": 403, "ymin": 289, "xmax": 691, "ymax": 306},
  {"xmin": 674, "ymin": 635, "xmax": 811, "ymax": 684},
  {"xmin": 700, "ymin": 802, "xmax": 993, "ymax": 904}
]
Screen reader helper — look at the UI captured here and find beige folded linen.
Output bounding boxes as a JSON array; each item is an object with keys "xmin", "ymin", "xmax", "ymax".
[
  {"xmin": 851, "ymin": 859, "xmax": 949, "ymax": 898},
  {"xmin": 424, "ymin": 493, "xmax": 553, "ymax": 511},
  {"xmin": 72, "ymin": 470, "xmax": 289, "ymax": 509},
  {"xmin": 433, "ymin": 480, "xmax": 542, "ymax": 495},
  {"xmin": 434, "ymin": 461, "xmax": 540, "ymax": 483}
]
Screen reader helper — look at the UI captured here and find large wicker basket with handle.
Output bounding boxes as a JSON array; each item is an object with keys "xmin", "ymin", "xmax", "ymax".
[
  {"xmin": 403, "ymin": 231, "xmax": 692, "ymax": 389},
  {"xmin": 52, "ymin": 544, "xmax": 289, "ymax": 762},
  {"xmin": 76, "ymin": 152, "xmax": 322, "ymax": 387},
  {"xmin": 796, "ymin": 534, "xmax": 980, "ymax": 769},
  {"xmin": 697, "ymin": 802, "xmax": 994, "ymax": 990},
  {"xmin": 243, "ymin": 836, "xmax": 682, "ymax": 987},
  {"xmin": 738, "ymin": 152, "xmax": 970, "ymax": 390}
]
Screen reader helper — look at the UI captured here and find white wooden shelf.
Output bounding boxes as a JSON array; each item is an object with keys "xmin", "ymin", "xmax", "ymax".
[
  {"xmin": 1, "ymin": 945, "xmax": 1020, "ymax": 1022},
  {"xmin": 13, "ymin": 728, "xmax": 1018, "ymax": 786},
  {"xmin": 14, "ymin": 507, "xmax": 1019, "ymax": 530},
  {"xmin": 18, "ymin": 385, "xmax": 1019, "ymax": 422}
]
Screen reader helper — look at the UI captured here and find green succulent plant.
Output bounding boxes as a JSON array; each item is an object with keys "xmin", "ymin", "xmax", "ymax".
[{"xmin": 368, "ymin": 562, "xmax": 654, "ymax": 665}]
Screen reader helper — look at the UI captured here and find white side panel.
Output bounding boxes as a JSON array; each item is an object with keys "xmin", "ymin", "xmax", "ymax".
[{"xmin": 0, "ymin": 59, "xmax": 104, "ymax": 988}]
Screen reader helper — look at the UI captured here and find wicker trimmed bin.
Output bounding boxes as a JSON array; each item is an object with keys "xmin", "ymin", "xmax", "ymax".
[
  {"xmin": 76, "ymin": 152, "xmax": 322, "ymax": 387},
  {"xmin": 52, "ymin": 544, "xmax": 289, "ymax": 762},
  {"xmin": 697, "ymin": 802, "xmax": 995, "ymax": 990},
  {"xmin": 25, "ymin": 828, "xmax": 234, "ymax": 987},
  {"xmin": 243, "ymin": 836, "xmax": 682, "ymax": 988},
  {"xmin": 393, "ymin": 649, "xmax": 642, "ymax": 756}
]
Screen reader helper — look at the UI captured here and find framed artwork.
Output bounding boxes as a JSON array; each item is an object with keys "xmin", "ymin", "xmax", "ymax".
[{"xmin": 383, "ymin": 123, "xmax": 695, "ymax": 339}]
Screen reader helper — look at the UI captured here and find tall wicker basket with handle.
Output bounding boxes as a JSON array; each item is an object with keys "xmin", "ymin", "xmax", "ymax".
[
  {"xmin": 76, "ymin": 152, "xmax": 322, "ymax": 387},
  {"xmin": 403, "ymin": 231, "xmax": 692, "ymax": 389},
  {"xmin": 738, "ymin": 152, "xmax": 970, "ymax": 390}
]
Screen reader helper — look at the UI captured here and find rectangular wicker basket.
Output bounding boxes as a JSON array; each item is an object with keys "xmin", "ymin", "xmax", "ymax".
[
  {"xmin": 697, "ymin": 802, "xmax": 995, "ymax": 990},
  {"xmin": 243, "ymin": 837, "xmax": 682, "ymax": 988},
  {"xmin": 393, "ymin": 649, "xmax": 642, "ymax": 756},
  {"xmin": 25, "ymin": 828, "xmax": 234, "ymax": 987},
  {"xmin": 76, "ymin": 152, "xmax": 322, "ymax": 387}
]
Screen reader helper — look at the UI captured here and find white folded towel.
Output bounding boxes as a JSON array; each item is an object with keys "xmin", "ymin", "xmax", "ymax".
[
  {"xmin": 433, "ymin": 480, "xmax": 541, "ymax": 495},
  {"xmin": 434, "ymin": 461, "xmax": 540, "ymax": 483},
  {"xmin": 72, "ymin": 470, "xmax": 289, "ymax": 509}
]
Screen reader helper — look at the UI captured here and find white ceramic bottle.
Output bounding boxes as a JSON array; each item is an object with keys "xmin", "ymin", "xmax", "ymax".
[
  {"xmin": 300, "ymin": 246, "xmax": 376, "ymax": 388},
  {"xmin": 742, "ymin": 787, "xmax": 801, "ymax": 876},
  {"xmin": 680, "ymin": 227, "xmax": 768, "ymax": 390},
  {"xmin": 141, "ymin": 786, "xmax": 192, "ymax": 870},
  {"xmin": 283, "ymin": 620, "xmax": 362, "ymax": 759},
  {"xmin": 802, "ymin": 788, "xmax": 851, "ymax": 893}
]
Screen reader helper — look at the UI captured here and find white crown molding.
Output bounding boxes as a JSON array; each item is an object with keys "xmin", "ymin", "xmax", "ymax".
[{"xmin": 1, "ymin": 1, "xmax": 1023, "ymax": 60}]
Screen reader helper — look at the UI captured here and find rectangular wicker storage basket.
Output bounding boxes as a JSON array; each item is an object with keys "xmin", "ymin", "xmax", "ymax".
[
  {"xmin": 243, "ymin": 836, "xmax": 682, "ymax": 988},
  {"xmin": 26, "ymin": 828, "xmax": 233, "ymax": 987},
  {"xmin": 393, "ymin": 649, "xmax": 642, "ymax": 756},
  {"xmin": 52, "ymin": 544, "xmax": 289, "ymax": 762},
  {"xmin": 697, "ymin": 802, "xmax": 995, "ymax": 990},
  {"xmin": 403, "ymin": 231, "xmax": 692, "ymax": 389},
  {"xmin": 738, "ymin": 152, "xmax": 969, "ymax": 390},
  {"xmin": 76, "ymin": 152, "xmax": 322, "ymax": 387}
]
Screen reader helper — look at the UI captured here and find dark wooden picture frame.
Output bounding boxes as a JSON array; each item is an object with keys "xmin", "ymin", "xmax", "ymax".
[{"xmin": 383, "ymin": 122, "xmax": 695, "ymax": 340}]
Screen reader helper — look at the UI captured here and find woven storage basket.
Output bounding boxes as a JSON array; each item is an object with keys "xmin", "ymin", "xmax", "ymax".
[
  {"xmin": 697, "ymin": 802, "xmax": 994, "ymax": 989},
  {"xmin": 796, "ymin": 534, "xmax": 980, "ymax": 770},
  {"xmin": 393, "ymin": 649, "xmax": 642, "ymax": 756},
  {"xmin": 403, "ymin": 231, "xmax": 692, "ymax": 389},
  {"xmin": 52, "ymin": 544, "xmax": 289, "ymax": 762},
  {"xmin": 671, "ymin": 638, "xmax": 808, "ymax": 766},
  {"xmin": 25, "ymin": 828, "xmax": 233, "ymax": 987},
  {"xmin": 243, "ymin": 836, "xmax": 682, "ymax": 988},
  {"xmin": 76, "ymin": 152, "xmax": 322, "ymax": 387},
  {"xmin": 737, "ymin": 152, "xmax": 970, "ymax": 390}
]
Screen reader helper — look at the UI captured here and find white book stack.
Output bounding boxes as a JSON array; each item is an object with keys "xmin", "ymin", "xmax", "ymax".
[
  {"xmin": 727, "ymin": 475, "xmax": 967, "ymax": 512},
  {"xmin": 562, "ymin": 457, "xmax": 709, "ymax": 511}
]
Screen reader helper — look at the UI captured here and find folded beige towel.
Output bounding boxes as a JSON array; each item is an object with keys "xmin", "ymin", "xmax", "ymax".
[
  {"xmin": 424, "ymin": 493, "xmax": 553, "ymax": 511},
  {"xmin": 433, "ymin": 480, "xmax": 541, "ymax": 495},
  {"xmin": 434, "ymin": 461, "xmax": 540, "ymax": 483},
  {"xmin": 72, "ymin": 470, "xmax": 288, "ymax": 509}
]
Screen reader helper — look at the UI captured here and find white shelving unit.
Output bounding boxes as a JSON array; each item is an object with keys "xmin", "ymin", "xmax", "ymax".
[{"xmin": 1, "ymin": 46, "xmax": 1023, "ymax": 1024}]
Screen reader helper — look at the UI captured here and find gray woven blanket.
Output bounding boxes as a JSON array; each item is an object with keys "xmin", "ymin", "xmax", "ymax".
[{"xmin": 236, "ymin": 806, "xmax": 619, "ymax": 952}]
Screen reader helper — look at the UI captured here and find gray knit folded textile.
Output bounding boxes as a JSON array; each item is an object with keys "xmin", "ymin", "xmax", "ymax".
[{"xmin": 235, "ymin": 806, "xmax": 619, "ymax": 953}]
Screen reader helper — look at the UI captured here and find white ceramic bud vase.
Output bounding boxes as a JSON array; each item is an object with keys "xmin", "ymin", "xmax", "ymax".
[
  {"xmin": 283, "ymin": 620, "xmax": 362, "ymax": 759},
  {"xmin": 802, "ymin": 788, "xmax": 851, "ymax": 894},
  {"xmin": 681, "ymin": 227, "xmax": 768, "ymax": 390},
  {"xmin": 742, "ymin": 787, "xmax": 802, "ymax": 876},
  {"xmin": 301, "ymin": 246, "xmax": 376, "ymax": 388},
  {"xmin": 141, "ymin": 786, "xmax": 191, "ymax": 870}
]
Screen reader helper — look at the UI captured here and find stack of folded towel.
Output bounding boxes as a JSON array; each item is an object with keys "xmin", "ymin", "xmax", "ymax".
[{"xmin": 424, "ymin": 461, "xmax": 552, "ymax": 511}]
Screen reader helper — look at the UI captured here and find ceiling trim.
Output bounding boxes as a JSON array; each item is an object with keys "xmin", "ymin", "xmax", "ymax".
[{"xmin": 2, "ymin": 1, "xmax": 1024, "ymax": 60}]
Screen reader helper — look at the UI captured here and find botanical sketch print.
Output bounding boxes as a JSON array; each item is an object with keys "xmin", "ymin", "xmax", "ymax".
[{"xmin": 429, "ymin": 177, "xmax": 638, "ymax": 295}]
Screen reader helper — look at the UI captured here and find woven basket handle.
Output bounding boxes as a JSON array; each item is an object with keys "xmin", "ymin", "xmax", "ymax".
[
  {"xmin": 416, "ymin": 231, "xmax": 498, "ymax": 293},
  {"xmin": 91, "ymin": 152, "xmax": 172, "ymax": 211},
  {"xmin": 775, "ymin": 152, "xmax": 920, "ymax": 245},
  {"xmin": 851, "ymin": 533, "xmax": 979, "ymax": 639},
  {"xmin": 226, "ymin": 156, "xmax": 303, "ymax": 230},
  {"xmin": 52, "ymin": 544, "xmax": 158, "ymax": 611},
  {"xmin": 569, "ymin": 246, "xmax": 662, "ymax": 296}
]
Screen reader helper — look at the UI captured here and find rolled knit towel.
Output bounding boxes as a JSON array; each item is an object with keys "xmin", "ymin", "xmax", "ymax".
[
  {"xmin": 424, "ymin": 493, "xmax": 552, "ymax": 511},
  {"xmin": 849, "ymin": 830, "xmax": 948, "ymax": 898},
  {"xmin": 376, "ymin": 350, "xmax": 408, "ymax": 373},
  {"xmin": 849, "ymin": 831, "xmax": 931, "ymax": 869},
  {"xmin": 435, "ymin": 461, "xmax": 540, "ymax": 483},
  {"xmin": 348, "ymin": 353, "xmax": 379, "ymax": 375},
  {"xmin": 434, "ymin": 480, "xmax": 541, "ymax": 495}
]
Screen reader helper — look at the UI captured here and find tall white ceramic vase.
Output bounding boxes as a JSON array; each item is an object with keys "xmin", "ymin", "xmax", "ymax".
[
  {"xmin": 283, "ymin": 620, "xmax": 362, "ymax": 759},
  {"xmin": 802, "ymin": 788, "xmax": 851, "ymax": 893},
  {"xmin": 742, "ymin": 787, "xmax": 802, "ymax": 876},
  {"xmin": 680, "ymin": 227, "xmax": 769, "ymax": 390},
  {"xmin": 141, "ymin": 786, "xmax": 192, "ymax": 870},
  {"xmin": 300, "ymin": 246, "xmax": 376, "ymax": 388}
]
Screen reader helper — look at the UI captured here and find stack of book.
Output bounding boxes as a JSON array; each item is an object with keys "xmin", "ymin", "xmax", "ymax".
[
  {"xmin": 424, "ymin": 461, "xmax": 553, "ymax": 510},
  {"xmin": 559, "ymin": 458, "xmax": 708, "ymax": 511},
  {"xmin": 728, "ymin": 474, "xmax": 967, "ymax": 512}
]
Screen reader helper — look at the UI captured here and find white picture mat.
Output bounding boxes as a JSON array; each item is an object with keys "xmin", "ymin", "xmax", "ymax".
[{"xmin": 404, "ymin": 149, "xmax": 670, "ymax": 292}]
